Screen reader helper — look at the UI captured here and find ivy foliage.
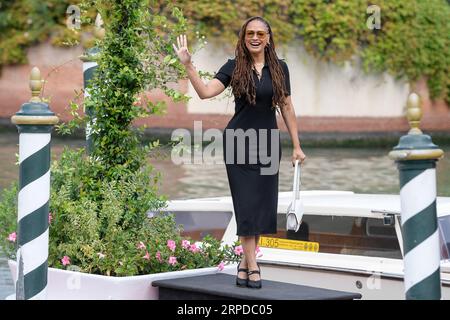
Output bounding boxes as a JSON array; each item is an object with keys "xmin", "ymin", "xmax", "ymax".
[
  {"xmin": 0, "ymin": 0, "xmax": 92, "ymax": 71},
  {"xmin": 147, "ymin": 0, "xmax": 450, "ymax": 104},
  {"xmin": 79, "ymin": 0, "xmax": 191, "ymax": 174},
  {"xmin": 290, "ymin": 0, "xmax": 367, "ymax": 63},
  {"xmin": 1, "ymin": 0, "xmax": 449, "ymax": 103},
  {"xmin": 360, "ymin": 0, "xmax": 449, "ymax": 102},
  {"xmin": 289, "ymin": 0, "xmax": 449, "ymax": 103},
  {"xmin": 166, "ymin": 0, "xmax": 296, "ymax": 49}
]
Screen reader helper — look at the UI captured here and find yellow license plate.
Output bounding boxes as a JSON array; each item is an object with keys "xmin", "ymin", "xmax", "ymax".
[{"xmin": 258, "ymin": 237, "xmax": 319, "ymax": 252}]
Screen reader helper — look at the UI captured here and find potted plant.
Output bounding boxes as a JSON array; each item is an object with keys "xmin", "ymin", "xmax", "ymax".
[
  {"xmin": 1, "ymin": 149, "xmax": 241, "ymax": 299},
  {"xmin": 3, "ymin": 149, "xmax": 241, "ymax": 299},
  {"xmin": 0, "ymin": 0, "xmax": 241, "ymax": 299},
  {"xmin": 3, "ymin": 180, "xmax": 239, "ymax": 300}
]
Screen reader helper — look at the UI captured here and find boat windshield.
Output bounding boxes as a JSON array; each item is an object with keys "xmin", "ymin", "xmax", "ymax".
[
  {"xmin": 439, "ymin": 215, "xmax": 450, "ymax": 261},
  {"xmin": 269, "ymin": 214, "xmax": 403, "ymax": 259}
]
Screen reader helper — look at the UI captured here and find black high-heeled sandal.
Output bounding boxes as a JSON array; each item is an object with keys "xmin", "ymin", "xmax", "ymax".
[
  {"xmin": 236, "ymin": 262, "xmax": 248, "ymax": 287},
  {"xmin": 246, "ymin": 265, "xmax": 262, "ymax": 289}
]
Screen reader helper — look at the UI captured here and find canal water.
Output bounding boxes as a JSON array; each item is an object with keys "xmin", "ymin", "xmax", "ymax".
[{"xmin": 0, "ymin": 133, "xmax": 449, "ymax": 298}]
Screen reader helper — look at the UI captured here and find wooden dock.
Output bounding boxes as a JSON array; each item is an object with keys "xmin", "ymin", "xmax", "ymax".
[{"xmin": 153, "ymin": 273, "xmax": 362, "ymax": 300}]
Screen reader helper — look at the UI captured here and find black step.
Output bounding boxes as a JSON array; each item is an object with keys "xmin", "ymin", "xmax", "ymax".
[{"xmin": 152, "ymin": 273, "xmax": 361, "ymax": 300}]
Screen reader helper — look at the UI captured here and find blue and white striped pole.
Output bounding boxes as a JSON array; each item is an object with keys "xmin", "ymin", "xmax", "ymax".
[
  {"xmin": 389, "ymin": 93, "xmax": 444, "ymax": 300},
  {"xmin": 11, "ymin": 67, "xmax": 59, "ymax": 300}
]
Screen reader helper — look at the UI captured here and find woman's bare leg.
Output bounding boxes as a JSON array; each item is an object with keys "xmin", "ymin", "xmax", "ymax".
[
  {"xmin": 237, "ymin": 236, "xmax": 248, "ymax": 280},
  {"xmin": 240, "ymin": 235, "xmax": 260, "ymax": 281}
]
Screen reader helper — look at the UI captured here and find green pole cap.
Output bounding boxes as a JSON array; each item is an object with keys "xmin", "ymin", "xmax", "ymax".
[
  {"xmin": 11, "ymin": 67, "xmax": 59, "ymax": 126},
  {"xmin": 389, "ymin": 93, "xmax": 443, "ymax": 161},
  {"xmin": 80, "ymin": 46, "xmax": 101, "ymax": 62}
]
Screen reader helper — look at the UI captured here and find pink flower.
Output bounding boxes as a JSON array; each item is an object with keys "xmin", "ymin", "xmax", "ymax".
[
  {"xmin": 137, "ymin": 241, "xmax": 146, "ymax": 250},
  {"xmin": 181, "ymin": 240, "xmax": 190, "ymax": 249},
  {"xmin": 168, "ymin": 256, "xmax": 177, "ymax": 266},
  {"xmin": 7, "ymin": 232, "xmax": 16, "ymax": 243},
  {"xmin": 156, "ymin": 251, "xmax": 162, "ymax": 262},
  {"xmin": 189, "ymin": 243, "xmax": 200, "ymax": 253},
  {"xmin": 97, "ymin": 252, "xmax": 105, "ymax": 259},
  {"xmin": 217, "ymin": 261, "xmax": 225, "ymax": 271},
  {"xmin": 48, "ymin": 213, "xmax": 53, "ymax": 224},
  {"xmin": 234, "ymin": 245, "xmax": 243, "ymax": 256},
  {"xmin": 61, "ymin": 256, "xmax": 71, "ymax": 266},
  {"xmin": 143, "ymin": 251, "xmax": 150, "ymax": 260},
  {"xmin": 167, "ymin": 239, "xmax": 176, "ymax": 252}
]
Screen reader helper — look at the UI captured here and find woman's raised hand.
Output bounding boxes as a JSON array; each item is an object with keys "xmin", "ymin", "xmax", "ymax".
[{"xmin": 172, "ymin": 34, "xmax": 191, "ymax": 66}]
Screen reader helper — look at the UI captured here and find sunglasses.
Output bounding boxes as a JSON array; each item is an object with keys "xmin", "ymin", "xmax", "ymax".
[{"xmin": 245, "ymin": 30, "xmax": 268, "ymax": 39}]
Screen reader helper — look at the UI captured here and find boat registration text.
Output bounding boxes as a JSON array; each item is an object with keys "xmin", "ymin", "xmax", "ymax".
[{"xmin": 258, "ymin": 237, "xmax": 319, "ymax": 252}]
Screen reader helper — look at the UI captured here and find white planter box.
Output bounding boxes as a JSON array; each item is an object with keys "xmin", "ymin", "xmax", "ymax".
[{"xmin": 8, "ymin": 260, "xmax": 236, "ymax": 300}]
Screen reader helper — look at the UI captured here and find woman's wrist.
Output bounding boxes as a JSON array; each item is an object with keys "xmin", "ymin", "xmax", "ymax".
[{"xmin": 184, "ymin": 61, "xmax": 194, "ymax": 69}]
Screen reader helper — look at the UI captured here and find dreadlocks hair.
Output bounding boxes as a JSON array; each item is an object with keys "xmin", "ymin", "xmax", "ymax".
[{"xmin": 230, "ymin": 16, "xmax": 289, "ymax": 113}]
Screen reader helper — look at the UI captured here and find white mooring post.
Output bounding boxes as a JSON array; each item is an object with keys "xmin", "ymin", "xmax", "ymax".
[
  {"xmin": 389, "ymin": 93, "xmax": 444, "ymax": 300},
  {"xmin": 11, "ymin": 67, "xmax": 59, "ymax": 300}
]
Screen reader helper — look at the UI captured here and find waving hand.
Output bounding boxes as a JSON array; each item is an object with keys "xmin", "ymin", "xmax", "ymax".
[{"xmin": 172, "ymin": 34, "xmax": 192, "ymax": 66}]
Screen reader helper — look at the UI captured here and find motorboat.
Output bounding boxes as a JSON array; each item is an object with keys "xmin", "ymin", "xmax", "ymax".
[{"xmin": 161, "ymin": 190, "xmax": 450, "ymax": 300}]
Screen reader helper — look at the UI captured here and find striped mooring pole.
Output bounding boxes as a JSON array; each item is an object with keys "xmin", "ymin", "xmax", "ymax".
[
  {"xmin": 389, "ymin": 92, "xmax": 444, "ymax": 300},
  {"xmin": 11, "ymin": 67, "xmax": 59, "ymax": 300},
  {"xmin": 79, "ymin": 20, "xmax": 104, "ymax": 154}
]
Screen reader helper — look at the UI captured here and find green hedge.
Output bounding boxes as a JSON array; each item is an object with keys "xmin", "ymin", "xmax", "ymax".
[
  {"xmin": 359, "ymin": 0, "xmax": 449, "ymax": 102},
  {"xmin": 1, "ymin": 0, "xmax": 448, "ymax": 104},
  {"xmin": 0, "ymin": 0, "xmax": 86, "ymax": 67}
]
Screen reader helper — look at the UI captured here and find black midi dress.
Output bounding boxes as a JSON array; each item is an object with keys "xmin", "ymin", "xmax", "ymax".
[{"xmin": 214, "ymin": 58, "xmax": 291, "ymax": 236}]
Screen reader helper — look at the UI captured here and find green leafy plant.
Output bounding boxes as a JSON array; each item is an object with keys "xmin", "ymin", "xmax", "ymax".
[
  {"xmin": 0, "ymin": 182, "xmax": 18, "ymax": 260},
  {"xmin": 360, "ymin": 0, "xmax": 449, "ymax": 102},
  {"xmin": 57, "ymin": 1, "xmax": 204, "ymax": 174},
  {"xmin": 47, "ymin": 147, "xmax": 233, "ymax": 276},
  {"xmin": 290, "ymin": 0, "xmax": 366, "ymax": 63},
  {"xmin": 0, "ymin": 0, "xmax": 96, "ymax": 72},
  {"xmin": 1, "ymin": 0, "xmax": 243, "ymax": 277},
  {"xmin": 0, "ymin": 148, "xmax": 242, "ymax": 276}
]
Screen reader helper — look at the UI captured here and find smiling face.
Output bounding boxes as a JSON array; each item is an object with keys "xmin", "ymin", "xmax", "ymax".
[{"xmin": 244, "ymin": 19, "xmax": 270, "ymax": 56}]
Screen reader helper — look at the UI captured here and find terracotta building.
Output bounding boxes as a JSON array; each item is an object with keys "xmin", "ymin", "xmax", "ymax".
[{"xmin": 0, "ymin": 42, "xmax": 448, "ymax": 142}]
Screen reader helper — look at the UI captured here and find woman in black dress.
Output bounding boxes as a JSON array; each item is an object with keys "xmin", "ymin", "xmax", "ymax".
[{"xmin": 173, "ymin": 16, "xmax": 306, "ymax": 289}]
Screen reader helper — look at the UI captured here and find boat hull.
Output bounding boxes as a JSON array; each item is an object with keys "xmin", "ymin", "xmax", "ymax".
[{"xmin": 257, "ymin": 263, "xmax": 450, "ymax": 300}]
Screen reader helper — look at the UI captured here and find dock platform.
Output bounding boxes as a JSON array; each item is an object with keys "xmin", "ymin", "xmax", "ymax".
[{"xmin": 153, "ymin": 273, "xmax": 362, "ymax": 300}]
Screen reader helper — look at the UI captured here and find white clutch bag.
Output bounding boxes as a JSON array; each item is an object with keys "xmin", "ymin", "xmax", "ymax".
[{"xmin": 286, "ymin": 159, "xmax": 304, "ymax": 232}]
